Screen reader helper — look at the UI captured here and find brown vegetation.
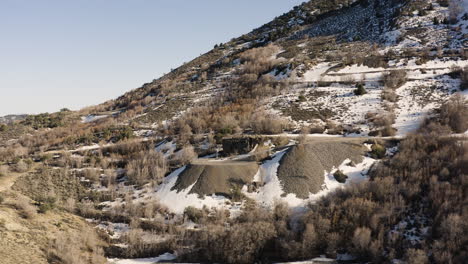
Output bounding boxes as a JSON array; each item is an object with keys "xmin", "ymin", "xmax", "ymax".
[
  {"xmin": 383, "ymin": 70, "xmax": 407, "ymax": 89},
  {"xmin": 126, "ymin": 150, "xmax": 167, "ymax": 186}
]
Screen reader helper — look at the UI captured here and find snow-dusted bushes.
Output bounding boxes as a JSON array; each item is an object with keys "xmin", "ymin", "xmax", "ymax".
[
  {"xmin": 381, "ymin": 88, "xmax": 398, "ymax": 102},
  {"xmin": 383, "ymin": 69, "xmax": 407, "ymax": 89}
]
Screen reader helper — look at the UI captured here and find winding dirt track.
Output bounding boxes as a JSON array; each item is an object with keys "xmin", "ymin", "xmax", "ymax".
[{"xmin": 0, "ymin": 164, "xmax": 38, "ymax": 193}]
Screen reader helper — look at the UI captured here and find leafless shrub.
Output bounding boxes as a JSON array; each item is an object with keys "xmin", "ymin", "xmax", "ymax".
[
  {"xmin": 64, "ymin": 197, "xmax": 76, "ymax": 213},
  {"xmin": 48, "ymin": 228, "xmax": 106, "ymax": 264},
  {"xmin": 326, "ymin": 120, "xmax": 343, "ymax": 135},
  {"xmin": 250, "ymin": 111, "xmax": 290, "ymax": 134},
  {"xmin": 405, "ymin": 248, "xmax": 429, "ymax": 264},
  {"xmin": 11, "ymin": 196, "xmax": 37, "ymax": 219},
  {"xmin": 81, "ymin": 168, "xmax": 100, "ymax": 183},
  {"xmin": 175, "ymin": 145, "xmax": 197, "ymax": 166},
  {"xmin": 439, "ymin": 94, "xmax": 468, "ymax": 133},
  {"xmin": 383, "ymin": 70, "xmax": 407, "ymax": 89},
  {"xmin": 371, "ymin": 113, "xmax": 395, "ymax": 128},
  {"xmin": 126, "ymin": 150, "xmax": 167, "ymax": 186},
  {"xmin": 381, "ymin": 88, "xmax": 398, "ymax": 102},
  {"xmin": 121, "ymin": 228, "xmax": 176, "ymax": 258},
  {"xmin": 15, "ymin": 160, "xmax": 29, "ymax": 173}
]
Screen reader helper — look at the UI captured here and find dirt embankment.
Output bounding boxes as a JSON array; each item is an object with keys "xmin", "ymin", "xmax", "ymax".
[
  {"xmin": 277, "ymin": 141, "xmax": 366, "ymax": 198},
  {"xmin": 171, "ymin": 161, "xmax": 259, "ymax": 197}
]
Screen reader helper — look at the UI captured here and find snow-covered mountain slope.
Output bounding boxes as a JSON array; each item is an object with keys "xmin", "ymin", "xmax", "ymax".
[
  {"xmin": 80, "ymin": 0, "xmax": 466, "ymax": 139},
  {"xmin": 60, "ymin": 0, "xmax": 468, "ymax": 216}
]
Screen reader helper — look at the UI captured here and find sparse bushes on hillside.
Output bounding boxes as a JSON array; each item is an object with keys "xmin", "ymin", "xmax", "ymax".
[
  {"xmin": 439, "ymin": 94, "xmax": 468, "ymax": 133},
  {"xmin": 37, "ymin": 196, "xmax": 56, "ymax": 214},
  {"xmin": 48, "ymin": 229, "xmax": 106, "ymax": 264},
  {"xmin": 383, "ymin": 70, "xmax": 407, "ymax": 89},
  {"xmin": 250, "ymin": 111, "xmax": 291, "ymax": 134},
  {"xmin": 175, "ymin": 145, "xmax": 197, "ymax": 166},
  {"xmin": 126, "ymin": 150, "xmax": 167, "ymax": 186},
  {"xmin": 180, "ymin": 205, "xmax": 280, "ymax": 264},
  {"xmin": 184, "ymin": 206, "xmax": 207, "ymax": 224},
  {"xmin": 13, "ymin": 160, "xmax": 29, "ymax": 173},
  {"xmin": 239, "ymin": 44, "xmax": 280, "ymax": 76},
  {"xmin": 10, "ymin": 195, "xmax": 37, "ymax": 219},
  {"xmin": 381, "ymin": 88, "xmax": 398, "ymax": 102},
  {"xmin": 370, "ymin": 143, "xmax": 386, "ymax": 159},
  {"xmin": 367, "ymin": 112, "xmax": 396, "ymax": 137},
  {"xmin": 21, "ymin": 112, "xmax": 68, "ymax": 130}
]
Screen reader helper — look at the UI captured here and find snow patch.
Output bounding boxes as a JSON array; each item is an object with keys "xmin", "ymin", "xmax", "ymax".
[{"xmin": 108, "ymin": 252, "xmax": 176, "ymax": 264}]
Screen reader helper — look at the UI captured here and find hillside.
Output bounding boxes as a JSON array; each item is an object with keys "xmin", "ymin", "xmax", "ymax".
[{"xmin": 1, "ymin": 0, "xmax": 468, "ymax": 263}]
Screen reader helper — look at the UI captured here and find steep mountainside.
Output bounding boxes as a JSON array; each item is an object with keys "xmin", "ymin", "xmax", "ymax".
[{"xmin": 1, "ymin": 0, "xmax": 467, "ymax": 263}]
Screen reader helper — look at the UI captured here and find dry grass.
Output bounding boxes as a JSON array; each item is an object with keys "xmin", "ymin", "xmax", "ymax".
[{"xmin": 9, "ymin": 195, "xmax": 37, "ymax": 219}]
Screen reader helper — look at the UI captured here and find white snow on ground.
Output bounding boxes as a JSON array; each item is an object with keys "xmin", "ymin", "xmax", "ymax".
[
  {"xmin": 95, "ymin": 222, "xmax": 129, "ymax": 240},
  {"xmin": 279, "ymin": 55, "xmax": 467, "ymax": 135},
  {"xmin": 81, "ymin": 114, "xmax": 108, "ymax": 123},
  {"xmin": 108, "ymin": 252, "xmax": 176, "ymax": 264},
  {"xmin": 277, "ymin": 256, "xmax": 335, "ymax": 264},
  {"xmin": 245, "ymin": 150, "xmax": 376, "ymax": 209},
  {"xmin": 392, "ymin": 74, "xmax": 456, "ymax": 136},
  {"xmin": 151, "ymin": 147, "xmax": 375, "ymax": 214},
  {"xmin": 303, "ymin": 156, "xmax": 375, "ymax": 203},
  {"xmin": 74, "ymin": 144, "xmax": 101, "ymax": 151},
  {"xmin": 244, "ymin": 150, "xmax": 289, "ymax": 207},
  {"xmin": 155, "ymin": 140, "xmax": 177, "ymax": 157},
  {"xmin": 335, "ymin": 65, "xmax": 386, "ymax": 74},
  {"xmin": 303, "ymin": 63, "xmax": 333, "ymax": 82}
]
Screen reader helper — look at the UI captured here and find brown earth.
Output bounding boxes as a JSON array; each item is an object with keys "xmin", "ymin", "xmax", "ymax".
[{"xmin": 0, "ymin": 166, "xmax": 106, "ymax": 264}]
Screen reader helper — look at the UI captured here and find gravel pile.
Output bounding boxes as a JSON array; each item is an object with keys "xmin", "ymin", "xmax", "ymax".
[
  {"xmin": 171, "ymin": 161, "xmax": 259, "ymax": 197},
  {"xmin": 277, "ymin": 142, "xmax": 365, "ymax": 198}
]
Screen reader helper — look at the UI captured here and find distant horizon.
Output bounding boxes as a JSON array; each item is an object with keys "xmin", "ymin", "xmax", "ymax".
[{"xmin": 0, "ymin": 0, "xmax": 303, "ymax": 116}]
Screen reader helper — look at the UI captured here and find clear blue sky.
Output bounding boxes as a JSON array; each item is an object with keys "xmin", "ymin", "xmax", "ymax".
[{"xmin": 0, "ymin": 0, "xmax": 304, "ymax": 116}]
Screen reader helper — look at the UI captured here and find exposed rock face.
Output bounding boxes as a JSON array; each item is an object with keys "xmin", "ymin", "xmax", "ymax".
[
  {"xmin": 277, "ymin": 142, "xmax": 366, "ymax": 198},
  {"xmin": 171, "ymin": 161, "xmax": 259, "ymax": 197}
]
